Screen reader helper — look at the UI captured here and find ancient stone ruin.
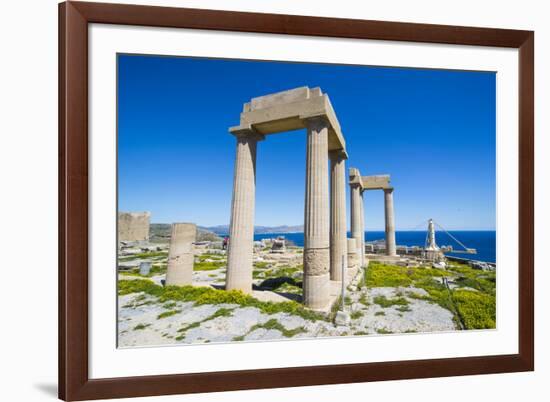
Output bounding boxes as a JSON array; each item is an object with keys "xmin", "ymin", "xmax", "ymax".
[
  {"xmin": 165, "ymin": 223, "xmax": 197, "ymax": 286},
  {"xmin": 349, "ymin": 168, "xmax": 396, "ymax": 261},
  {"xmin": 118, "ymin": 211, "xmax": 151, "ymax": 242},
  {"xmin": 225, "ymin": 86, "xmax": 349, "ymax": 310}
]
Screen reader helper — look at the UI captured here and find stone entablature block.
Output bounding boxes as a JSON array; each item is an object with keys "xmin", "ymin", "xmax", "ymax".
[{"xmin": 230, "ymin": 86, "xmax": 346, "ymax": 153}]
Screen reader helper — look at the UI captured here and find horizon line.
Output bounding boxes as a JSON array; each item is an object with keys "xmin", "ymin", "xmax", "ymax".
[{"xmin": 150, "ymin": 222, "xmax": 496, "ymax": 231}]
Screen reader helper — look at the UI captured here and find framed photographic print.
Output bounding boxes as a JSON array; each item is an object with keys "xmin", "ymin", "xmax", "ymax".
[{"xmin": 59, "ymin": 1, "xmax": 534, "ymax": 400}]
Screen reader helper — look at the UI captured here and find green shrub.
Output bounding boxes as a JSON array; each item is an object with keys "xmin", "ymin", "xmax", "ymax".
[
  {"xmin": 366, "ymin": 263, "xmax": 412, "ymax": 287},
  {"xmin": 248, "ymin": 318, "xmax": 306, "ymax": 338},
  {"xmin": 193, "ymin": 261, "xmax": 225, "ymax": 271},
  {"xmin": 452, "ymin": 290, "xmax": 496, "ymax": 329},
  {"xmin": 373, "ymin": 295, "xmax": 409, "ymax": 308},
  {"xmin": 118, "ymin": 279, "xmax": 324, "ymax": 321},
  {"xmin": 157, "ymin": 309, "xmax": 181, "ymax": 319}
]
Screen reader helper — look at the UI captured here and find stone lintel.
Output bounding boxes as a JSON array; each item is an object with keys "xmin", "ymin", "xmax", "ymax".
[
  {"xmin": 232, "ymin": 86, "xmax": 345, "ymax": 152},
  {"xmin": 361, "ymin": 175, "xmax": 391, "ymax": 190}
]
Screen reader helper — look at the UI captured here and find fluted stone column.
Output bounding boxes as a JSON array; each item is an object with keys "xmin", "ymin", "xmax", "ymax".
[
  {"xmin": 303, "ymin": 117, "xmax": 330, "ymax": 309},
  {"xmin": 329, "ymin": 150, "xmax": 347, "ymax": 282},
  {"xmin": 359, "ymin": 190, "xmax": 365, "ymax": 266},
  {"xmin": 347, "ymin": 238, "xmax": 359, "ymax": 283},
  {"xmin": 165, "ymin": 223, "xmax": 196, "ymax": 286},
  {"xmin": 384, "ymin": 188, "xmax": 397, "ymax": 256},
  {"xmin": 226, "ymin": 129, "xmax": 264, "ymax": 293},
  {"xmin": 350, "ymin": 182, "xmax": 363, "ymax": 267}
]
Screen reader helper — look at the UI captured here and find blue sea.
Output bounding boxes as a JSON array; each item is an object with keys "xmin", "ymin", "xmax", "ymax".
[{"xmin": 252, "ymin": 230, "xmax": 496, "ymax": 263}]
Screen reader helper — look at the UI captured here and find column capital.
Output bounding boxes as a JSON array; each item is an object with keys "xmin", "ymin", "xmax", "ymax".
[
  {"xmin": 303, "ymin": 114, "xmax": 330, "ymax": 130},
  {"xmin": 329, "ymin": 148, "xmax": 348, "ymax": 161},
  {"xmin": 383, "ymin": 187, "xmax": 394, "ymax": 194},
  {"xmin": 229, "ymin": 126, "xmax": 265, "ymax": 142}
]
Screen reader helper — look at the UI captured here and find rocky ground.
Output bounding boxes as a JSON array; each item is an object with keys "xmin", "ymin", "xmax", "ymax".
[{"xmin": 117, "ymin": 240, "xmax": 492, "ymax": 348}]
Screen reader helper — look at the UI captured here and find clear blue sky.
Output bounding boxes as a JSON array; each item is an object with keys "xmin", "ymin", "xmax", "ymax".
[{"xmin": 118, "ymin": 54, "xmax": 496, "ymax": 230}]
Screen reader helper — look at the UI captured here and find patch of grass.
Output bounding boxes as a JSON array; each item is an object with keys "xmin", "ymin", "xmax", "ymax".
[
  {"xmin": 177, "ymin": 308, "xmax": 235, "ymax": 335},
  {"xmin": 157, "ymin": 309, "xmax": 181, "ymax": 319},
  {"xmin": 193, "ymin": 261, "xmax": 225, "ymax": 271},
  {"xmin": 163, "ymin": 302, "xmax": 177, "ymax": 309},
  {"xmin": 254, "ymin": 265, "xmax": 301, "ymax": 280},
  {"xmin": 404, "ymin": 329, "xmax": 417, "ymax": 333},
  {"xmin": 275, "ymin": 282, "xmax": 303, "ymax": 295},
  {"xmin": 177, "ymin": 321, "xmax": 201, "ymax": 333},
  {"xmin": 121, "ymin": 264, "xmax": 167, "ymax": 278},
  {"xmin": 133, "ymin": 323, "xmax": 151, "ymax": 330},
  {"xmin": 198, "ymin": 254, "xmax": 224, "ymax": 262},
  {"xmin": 375, "ymin": 311, "xmax": 385, "ymax": 316},
  {"xmin": 376, "ymin": 328, "xmax": 393, "ymax": 334},
  {"xmin": 330, "ymin": 295, "xmax": 343, "ymax": 322},
  {"xmin": 252, "ymin": 269, "xmax": 265, "ymax": 278},
  {"xmin": 122, "ymin": 298, "xmax": 155, "ymax": 308},
  {"xmin": 354, "ymin": 331, "xmax": 368, "ymax": 336},
  {"xmin": 358, "ymin": 293, "xmax": 369, "ymax": 306},
  {"xmin": 249, "ymin": 318, "xmax": 306, "ymax": 338},
  {"xmin": 232, "ymin": 335, "xmax": 246, "ymax": 341},
  {"xmin": 396, "ymin": 305, "xmax": 412, "ymax": 312},
  {"xmin": 254, "ymin": 261, "xmax": 269, "ymax": 269},
  {"xmin": 119, "ymin": 251, "xmax": 168, "ymax": 262},
  {"xmin": 373, "ymin": 295, "xmax": 409, "ymax": 308},
  {"xmin": 350, "ymin": 311, "xmax": 364, "ymax": 320},
  {"xmin": 118, "ymin": 279, "xmax": 325, "ymax": 321}
]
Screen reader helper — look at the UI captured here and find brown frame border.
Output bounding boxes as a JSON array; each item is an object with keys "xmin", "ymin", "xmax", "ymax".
[{"xmin": 59, "ymin": 1, "xmax": 534, "ymax": 400}]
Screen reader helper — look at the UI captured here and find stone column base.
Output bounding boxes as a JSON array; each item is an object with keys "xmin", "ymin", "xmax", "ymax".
[{"xmin": 303, "ymin": 272, "xmax": 330, "ymax": 311}]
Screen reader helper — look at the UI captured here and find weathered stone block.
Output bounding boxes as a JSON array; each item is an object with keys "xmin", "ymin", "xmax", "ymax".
[
  {"xmin": 118, "ymin": 212, "xmax": 150, "ymax": 242},
  {"xmin": 303, "ymin": 272, "xmax": 330, "ymax": 310}
]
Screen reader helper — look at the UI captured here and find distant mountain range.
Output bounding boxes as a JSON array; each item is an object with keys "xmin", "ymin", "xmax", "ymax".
[{"xmin": 200, "ymin": 225, "xmax": 304, "ymax": 235}]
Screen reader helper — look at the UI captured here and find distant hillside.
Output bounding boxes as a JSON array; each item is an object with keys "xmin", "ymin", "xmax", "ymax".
[
  {"xmin": 151, "ymin": 223, "xmax": 304, "ymax": 238},
  {"xmin": 203, "ymin": 225, "xmax": 304, "ymax": 235},
  {"xmin": 150, "ymin": 224, "xmax": 222, "ymax": 242}
]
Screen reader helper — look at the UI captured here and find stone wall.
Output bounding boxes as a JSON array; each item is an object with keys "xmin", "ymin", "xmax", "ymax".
[{"xmin": 118, "ymin": 212, "xmax": 150, "ymax": 242}]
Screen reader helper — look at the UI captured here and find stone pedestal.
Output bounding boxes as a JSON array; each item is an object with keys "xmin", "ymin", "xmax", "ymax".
[
  {"xmin": 165, "ymin": 223, "xmax": 196, "ymax": 286},
  {"xmin": 384, "ymin": 188, "xmax": 397, "ymax": 256},
  {"xmin": 226, "ymin": 129, "xmax": 264, "ymax": 293},
  {"xmin": 303, "ymin": 117, "xmax": 330, "ymax": 310},
  {"xmin": 329, "ymin": 150, "xmax": 347, "ymax": 282}
]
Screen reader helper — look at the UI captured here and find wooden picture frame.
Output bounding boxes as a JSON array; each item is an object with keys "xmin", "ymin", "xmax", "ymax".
[{"xmin": 59, "ymin": 1, "xmax": 534, "ymax": 400}]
